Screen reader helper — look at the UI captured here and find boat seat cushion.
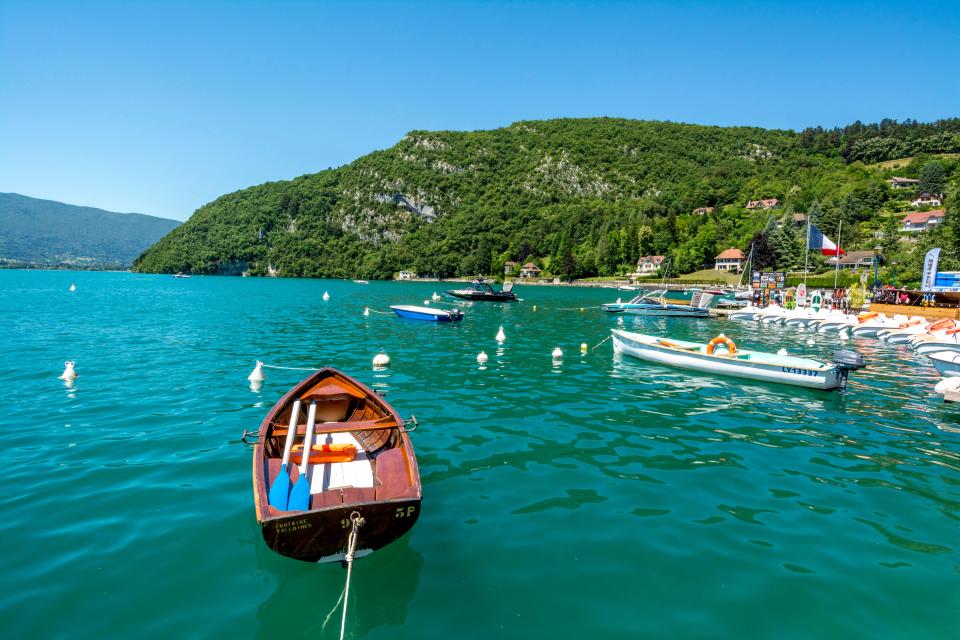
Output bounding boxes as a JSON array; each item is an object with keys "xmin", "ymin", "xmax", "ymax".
[{"xmin": 309, "ymin": 432, "xmax": 374, "ymax": 494}]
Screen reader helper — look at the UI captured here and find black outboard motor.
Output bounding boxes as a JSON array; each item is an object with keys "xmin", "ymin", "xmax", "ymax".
[{"xmin": 833, "ymin": 350, "xmax": 866, "ymax": 390}]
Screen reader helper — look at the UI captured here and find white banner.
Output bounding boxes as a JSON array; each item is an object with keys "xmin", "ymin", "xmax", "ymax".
[{"xmin": 921, "ymin": 248, "xmax": 941, "ymax": 291}]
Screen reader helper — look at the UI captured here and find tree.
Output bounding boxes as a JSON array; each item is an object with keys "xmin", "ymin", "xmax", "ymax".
[
  {"xmin": 749, "ymin": 230, "xmax": 777, "ymax": 269},
  {"xmin": 919, "ymin": 161, "xmax": 947, "ymax": 194}
]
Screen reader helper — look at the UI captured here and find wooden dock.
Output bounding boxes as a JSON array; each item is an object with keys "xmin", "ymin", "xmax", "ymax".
[{"xmin": 869, "ymin": 303, "xmax": 960, "ymax": 321}]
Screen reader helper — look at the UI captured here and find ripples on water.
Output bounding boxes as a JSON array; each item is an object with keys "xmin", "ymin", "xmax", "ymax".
[{"xmin": 1, "ymin": 271, "xmax": 958, "ymax": 639}]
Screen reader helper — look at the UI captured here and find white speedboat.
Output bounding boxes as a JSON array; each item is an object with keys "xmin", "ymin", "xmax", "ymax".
[
  {"xmin": 728, "ymin": 305, "xmax": 761, "ymax": 322},
  {"xmin": 611, "ymin": 329, "xmax": 864, "ymax": 391},
  {"xmin": 816, "ymin": 311, "xmax": 857, "ymax": 333},
  {"xmin": 878, "ymin": 318, "xmax": 928, "ymax": 342},
  {"xmin": 783, "ymin": 308, "xmax": 828, "ymax": 328},
  {"xmin": 927, "ymin": 351, "xmax": 960, "ymax": 377},
  {"xmin": 756, "ymin": 305, "xmax": 788, "ymax": 324},
  {"xmin": 851, "ymin": 313, "xmax": 906, "ymax": 337}
]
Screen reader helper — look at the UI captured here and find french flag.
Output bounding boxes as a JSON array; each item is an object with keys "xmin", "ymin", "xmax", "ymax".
[{"xmin": 808, "ymin": 224, "xmax": 844, "ymax": 256}]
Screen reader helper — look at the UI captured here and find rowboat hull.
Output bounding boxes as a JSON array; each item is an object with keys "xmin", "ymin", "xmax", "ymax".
[
  {"xmin": 390, "ymin": 305, "xmax": 463, "ymax": 322},
  {"xmin": 611, "ymin": 329, "xmax": 844, "ymax": 390},
  {"xmin": 252, "ymin": 368, "xmax": 421, "ymax": 563}
]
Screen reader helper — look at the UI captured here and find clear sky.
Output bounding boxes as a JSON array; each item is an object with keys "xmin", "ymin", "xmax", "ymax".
[{"xmin": 1, "ymin": 0, "xmax": 957, "ymax": 221}]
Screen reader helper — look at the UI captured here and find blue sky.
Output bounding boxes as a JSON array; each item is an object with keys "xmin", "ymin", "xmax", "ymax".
[{"xmin": 1, "ymin": 0, "xmax": 957, "ymax": 221}]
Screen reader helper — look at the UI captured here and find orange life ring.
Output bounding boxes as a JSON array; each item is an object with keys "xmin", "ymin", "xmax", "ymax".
[
  {"xmin": 291, "ymin": 442, "xmax": 357, "ymax": 464},
  {"xmin": 706, "ymin": 335, "xmax": 737, "ymax": 355},
  {"xmin": 898, "ymin": 319, "xmax": 921, "ymax": 329}
]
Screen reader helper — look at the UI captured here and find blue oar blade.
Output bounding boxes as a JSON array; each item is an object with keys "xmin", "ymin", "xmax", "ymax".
[
  {"xmin": 287, "ymin": 474, "xmax": 311, "ymax": 511},
  {"xmin": 267, "ymin": 463, "xmax": 291, "ymax": 509}
]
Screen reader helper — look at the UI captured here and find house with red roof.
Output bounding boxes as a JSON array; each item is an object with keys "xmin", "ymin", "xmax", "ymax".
[
  {"xmin": 714, "ymin": 248, "xmax": 746, "ymax": 272},
  {"xmin": 889, "ymin": 177, "xmax": 920, "ymax": 189},
  {"xmin": 911, "ymin": 192, "xmax": 943, "ymax": 208},
  {"xmin": 745, "ymin": 198, "xmax": 780, "ymax": 210},
  {"xmin": 519, "ymin": 262, "xmax": 542, "ymax": 278},
  {"xmin": 635, "ymin": 255, "xmax": 666, "ymax": 275},
  {"xmin": 901, "ymin": 209, "xmax": 946, "ymax": 233}
]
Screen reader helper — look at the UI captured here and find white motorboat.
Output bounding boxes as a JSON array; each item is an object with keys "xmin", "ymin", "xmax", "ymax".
[
  {"xmin": 851, "ymin": 313, "xmax": 906, "ymax": 337},
  {"xmin": 611, "ymin": 329, "xmax": 865, "ymax": 391},
  {"xmin": 728, "ymin": 305, "xmax": 761, "ymax": 322},
  {"xmin": 783, "ymin": 308, "xmax": 828, "ymax": 328},
  {"xmin": 878, "ymin": 318, "xmax": 929, "ymax": 342},
  {"xmin": 816, "ymin": 312, "xmax": 857, "ymax": 333},
  {"xmin": 927, "ymin": 351, "xmax": 960, "ymax": 377}
]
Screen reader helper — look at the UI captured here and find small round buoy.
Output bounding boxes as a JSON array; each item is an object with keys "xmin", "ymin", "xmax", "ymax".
[
  {"xmin": 423, "ymin": 300, "xmax": 430, "ymax": 305},
  {"xmin": 373, "ymin": 352, "xmax": 390, "ymax": 368},
  {"xmin": 322, "ymin": 291, "xmax": 330, "ymax": 301},
  {"xmin": 69, "ymin": 283, "xmax": 76, "ymax": 292},
  {"xmin": 496, "ymin": 326, "xmax": 506, "ymax": 342},
  {"xmin": 777, "ymin": 348, "xmax": 788, "ymax": 356},
  {"xmin": 806, "ymin": 338, "xmax": 815, "ymax": 346},
  {"xmin": 59, "ymin": 361, "xmax": 77, "ymax": 380},
  {"xmin": 248, "ymin": 361, "xmax": 265, "ymax": 382},
  {"xmin": 477, "ymin": 351, "xmax": 488, "ymax": 364},
  {"xmin": 363, "ymin": 307, "xmax": 370, "ymax": 317},
  {"xmin": 532, "ymin": 305, "xmax": 537, "ymax": 312},
  {"xmin": 552, "ymin": 347, "xmax": 563, "ymax": 360},
  {"xmin": 580, "ymin": 342, "xmax": 588, "ymax": 353},
  {"xmin": 432, "ymin": 292, "xmax": 441, "ymax": 301}
]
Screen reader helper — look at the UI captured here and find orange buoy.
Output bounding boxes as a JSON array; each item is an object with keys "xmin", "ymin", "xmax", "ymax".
[{"xmin": 706, "ymin": 335, "xmax": 737, "ymax": 355}]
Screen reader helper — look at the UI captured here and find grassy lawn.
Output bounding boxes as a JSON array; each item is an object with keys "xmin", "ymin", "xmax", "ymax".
[
  {"xmin": 676, "ymin": 269, "xmax": 742, "ymax": 284},
  {"xmin": 868, "ymin": 153, "xmax": 959, "ymax": 170}
]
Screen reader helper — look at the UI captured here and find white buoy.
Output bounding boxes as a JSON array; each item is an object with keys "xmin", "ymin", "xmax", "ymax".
[
  {"xmin": 373, "ymin": 352, "xmax": 390, "ymax": 368},
  {"xmin": 532, "ymin": 305, "xmax": 537, "ymax": 312},
  {"xmin": 69, "ymin": 283, "xmax": 76, "ymax": 292},
  {"xmin": 807, "ymin": 338, "xmax": 815, "ymax": 346},
  {"xmin": 580, "ymin": 342, "xmax": 588, "ymax": 353},
  {"xmin": 59, "ymin": 361, "xmax": 77, "ymax": 380},
  {"xmin": 363, "ymin": 307, "xmax": 370, "ymax": 317},
  {"xmin": 777, "ymin": 348, "xmax": 788, "ymax": 356},
  {"xmin": 496, "ymin": 326, "xmax": 506, "ymax": 342},
  {"xmin": 423, "ymin": 300, "xmax": 430, "ymax": 305},
  {"xmin": 322, "ymin": 291, "xmax": 330, "ymax": 301},
  {"xmin": 248, "ymin": 361, "xmax": 265, "ymax": 382},
  {"xmin": 431, "ymin": 292, "xmax": 441, "ymax": 301},
  {"xmin": 477, "ymin": 351, "xmax": 488, "ymax": 364},
  {"xmin": 552, "ymin": 347, "xmax": 563, "ymax": 360}
]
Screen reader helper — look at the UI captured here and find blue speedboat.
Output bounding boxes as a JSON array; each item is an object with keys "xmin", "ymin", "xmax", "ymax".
[
  {"xmin": 601, "ymin": 289, "xmax": 712, "ymax": 317},
  {"xmin": 390, "ymin": 305, "xmax": 463, "ymax": 322}
]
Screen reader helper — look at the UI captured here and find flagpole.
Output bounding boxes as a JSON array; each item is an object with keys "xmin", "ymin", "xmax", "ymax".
[
  {"xmin": 803, "ymin": 214, "xmax": 811, "ymax": 286},
  {"xmin": 833, "ymin": 219, "xmax": 843, "ymax": 289}
]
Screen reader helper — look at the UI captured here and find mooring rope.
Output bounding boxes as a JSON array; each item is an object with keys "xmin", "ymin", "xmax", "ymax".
[
  {"xmin": 590, "ymin": 335, "xmax": 613, "ymax": 351},
  {"xmin": 364, "ymin": 308, "xmax": 394, "ymax": 315},
  {"xmin": 259, "ymin": 363, "xmax": 320, "ymax": 372},
  {"xmin": 340, "ymin": 512, "xmax": 365, "ymax": 640}
]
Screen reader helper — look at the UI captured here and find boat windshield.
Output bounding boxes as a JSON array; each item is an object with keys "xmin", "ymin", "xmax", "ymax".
[{"xmin": 629, "ymin": 290, "xmax": 667, "ymax": 304}]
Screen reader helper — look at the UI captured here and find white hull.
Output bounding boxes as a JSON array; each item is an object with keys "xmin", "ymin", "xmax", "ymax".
[
  {"xmin": 928, "ymin": 351, "xmax": 960, "ymax": 377},
  {"xmin": 611, "ymin": 330, "xmax": 843, "ymax": 390}
]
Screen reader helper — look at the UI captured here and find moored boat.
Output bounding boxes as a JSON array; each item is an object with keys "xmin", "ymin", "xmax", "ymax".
[
  {"xmin": 601, "ymin": 289, "xmax": 712, "ymax": 317},
  {"xmin": 927, "ymin": 351, "xmax": 960, "ymax": 378},
  {"xmin": 249, "ymin": 368, "xmax": 421, "ymax": 563},
  {"xmin": 390, "ymin": 304, "xmax": 463, "ymax": 322},
  {"xmin": 611, "ymin": 329, "xmax": 865, "ymax": 390},
  {"xmin": 446, "ymin": 279, "xmax": 518, "ymax": 302}
]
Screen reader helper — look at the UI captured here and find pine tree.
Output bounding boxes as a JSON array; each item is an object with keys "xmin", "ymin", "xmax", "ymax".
[{"xmin": 919, "ymin": 161, "xmax": 947, "ymax": 194}]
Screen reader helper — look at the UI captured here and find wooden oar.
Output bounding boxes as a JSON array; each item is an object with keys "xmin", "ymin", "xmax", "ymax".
[
  {"xmin": 287, "ymin": 401, "xmax": 317, "ymax": 511},
  {"xmin": 267, "ymin": 399, "xmax": 301, "ymax": 509}
]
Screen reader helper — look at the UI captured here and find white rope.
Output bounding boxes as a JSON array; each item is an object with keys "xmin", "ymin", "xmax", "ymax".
[
  {"xmin": 340, "ymin": 512, "xmax": 364, "ymax": 640},
  {"xmin": 365, "ymin": 308, "xmax": 394, "ymax": 315},
  {"xmin": 590, "ymin": 335, "xmax": 612, "ymax": 351},
  {"xmin": 259, "ymin": 363, "xmax": 321, "ymax": 372}
]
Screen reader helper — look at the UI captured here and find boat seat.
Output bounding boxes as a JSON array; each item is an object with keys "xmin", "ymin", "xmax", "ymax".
[
  {"xmin": 374, "ymin": 447, "xmax": 419, "ymax": 500},
  {"xmin": 308, "ymin": 432, "xmax": 374, "ymax": 494}
]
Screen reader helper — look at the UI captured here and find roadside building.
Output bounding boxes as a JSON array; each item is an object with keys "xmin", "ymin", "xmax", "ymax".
[
  {"xmin": 692, "ymin": 206, "xmax": 715, "ymax": 215},
  {"xmin": 889, "ymin": 177, "xmax": 920, "ymax": 189},
  {"xmin": 911, "ymin": 192, "xmax": 943, "ymax": 208},
  {"xmin": 503, "ymin": 260, "xmax": 518, "ymax": 275},
  {"xmin": 714, "ymin": 248, "xmax": 746, "ymax": 272},
  {"xmin": 635, "ymin": 255, "xmax": 666, "ymax": 275},
  {"xmin": 828, "ymin": 251, "xmax": 883, "ymax": 271},
  {"xmin": 745, "ymin": 198, "xmax": 780, "ymax": 210},
  {"xmin": 519, "ymin": 263, "xmax": 542, "ymax": 278},
  {"xmin": 901, "ymin": 209, "xmax": 946, "ymax": 233},
  {"xmin": 397, "ymin": 270, "xmax": 417, "ymax": 280}
]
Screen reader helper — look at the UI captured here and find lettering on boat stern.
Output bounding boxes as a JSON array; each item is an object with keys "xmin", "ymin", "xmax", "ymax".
[
  {"xmin": 276, "ymin": 518, "xmax": 312, "ymax": 533},
  {"xmin": 395, "ymin": 506, "xmax": 416, "ymax": 518},
  {"xmin": 780, "ymin": 366, "xmax": 818, "ymax": 377}
]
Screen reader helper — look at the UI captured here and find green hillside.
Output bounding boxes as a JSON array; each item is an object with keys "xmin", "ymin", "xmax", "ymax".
[
  {"xmin": 0, "ymin": 193, "xmax": 181, "ymax": 267},
  {"xmin": 133, "ymin": 117, "xmax": 960, "ymax": 282}
]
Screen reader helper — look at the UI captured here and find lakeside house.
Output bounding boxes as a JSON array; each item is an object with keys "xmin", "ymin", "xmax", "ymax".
[
  {"xmin": 889, "ymin": 176, "xmax": 920, "ymax": 189},
  {"xmin": 792, "ymin": 212, "xmax": 807, "ymax": 224},
  {"xmin": 519, "ymin": 262, "xmax": 542, "ymax": 278},
  {"xmin": 827, "ymin": 251, "xmax": 882, "ymax": 271},
  {"xmin": 714, "ymin": 248, "xmax": 746, "ymax": 272},
  {"xmin": 692, "ymin": 206, "xmax": 715, "ymax": 215},
  {"xmin": 911, "ymin": 192, "xmax": 943, "ymax": 207},
  {"xmin": 396, "ymin": 270, "xmax": 417, "ymax": 280},
  {"xmin": 635, "ymin": 255, "xmax": 666, "ymax": 275},
  {"xmin": 503, "ymin": 260, "xmax": 518, "ymax": 275},
  {"xmin": 901, "ymin": 209, "xmax": 946, "ymax": 233},
  {"xmin": 745, "ymin": 198, "xmax": 780, "ymax": 210}
]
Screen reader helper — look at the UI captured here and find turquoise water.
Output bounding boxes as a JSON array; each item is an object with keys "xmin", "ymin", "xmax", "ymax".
[{"xmin": 2, "ymin": 270, "xmax": 959, "ymax": 639}]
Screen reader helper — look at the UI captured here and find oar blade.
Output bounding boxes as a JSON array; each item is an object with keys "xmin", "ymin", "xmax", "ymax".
[
  {"xmin": 267, "ymin": 463, "xmax": 291, "ymax": 509},
  {"xmin": 287, "ymin": 474, "xmax": 311, "ymax": 511}
]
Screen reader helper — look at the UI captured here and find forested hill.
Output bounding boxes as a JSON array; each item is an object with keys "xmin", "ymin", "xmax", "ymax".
[
  {"xmin": 0, "ymin": 193, "xmax": 181, "ymax": 267},
  {"xmin": 133, "ymin": 117, "xmax": 960, "ymax": 280}
]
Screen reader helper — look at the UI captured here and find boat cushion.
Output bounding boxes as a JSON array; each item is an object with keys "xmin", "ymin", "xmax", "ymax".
[{"xmin": 309, "ymin": 432, "xmax": 374, "ymax": 493}]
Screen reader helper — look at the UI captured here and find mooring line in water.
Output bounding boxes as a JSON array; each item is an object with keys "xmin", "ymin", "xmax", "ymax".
[
  {"xmin": 340, "ymin": 511, "xmax": 365, "ymax": 640},
  {"xmin": 365, "ymin": 308, "xmax": 394, "ymax": 315},
  {"xmin": 258, "ymin": 363, "xmax": 321, "ymax": 372},
  {"xmin": 590, "ymin": 335, "xmax": 612, "ymax": 351}
]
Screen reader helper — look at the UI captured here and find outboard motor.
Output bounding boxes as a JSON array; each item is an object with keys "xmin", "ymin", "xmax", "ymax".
[{"xmin": 833, "ymin": 350, "xmax": 866, "ymax": 390}]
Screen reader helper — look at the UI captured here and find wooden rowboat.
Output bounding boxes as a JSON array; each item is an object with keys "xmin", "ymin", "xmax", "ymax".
[{"xmin": 250, "ymin": 368, "xmax": 421, "ymax": 563}]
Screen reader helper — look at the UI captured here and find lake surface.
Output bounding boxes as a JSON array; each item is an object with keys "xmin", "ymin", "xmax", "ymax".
[{"xmin": 2, "ymin": 270, "xmax": 958, "ymax": 639}]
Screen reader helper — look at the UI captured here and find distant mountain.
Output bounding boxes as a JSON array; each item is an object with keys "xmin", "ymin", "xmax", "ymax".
[{"xmin": 0, "ymin": 193, "xmax": 180, "ymax": 267}]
